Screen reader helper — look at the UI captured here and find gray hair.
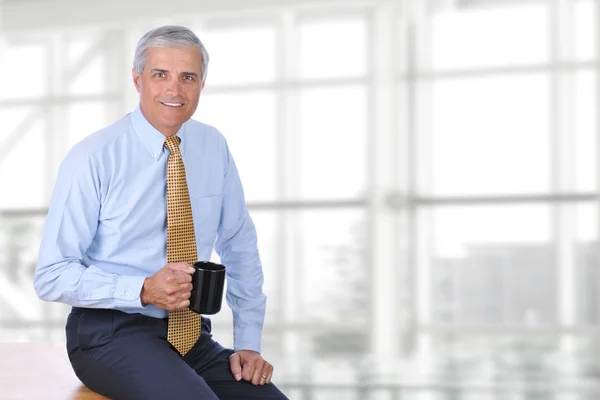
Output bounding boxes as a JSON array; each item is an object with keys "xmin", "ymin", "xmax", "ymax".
[{"xmin": 133, "ymin": 25, "xmax": 210, "ymax": 81}]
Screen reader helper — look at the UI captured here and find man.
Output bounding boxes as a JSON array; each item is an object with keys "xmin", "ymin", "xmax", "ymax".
[{"xmin": 33, "ymin": 25, "xmax": 288, "ymax": 400}]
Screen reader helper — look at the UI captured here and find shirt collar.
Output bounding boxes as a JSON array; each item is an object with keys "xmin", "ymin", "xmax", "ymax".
[{"xmin": 130, "ymin": 105, "xmax": 187, "ymax": 161}]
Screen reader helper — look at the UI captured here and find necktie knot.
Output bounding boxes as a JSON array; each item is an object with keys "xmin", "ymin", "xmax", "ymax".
[{"xmin": 164, "ymin": 135, "xmax": 181, "ymax": 154}]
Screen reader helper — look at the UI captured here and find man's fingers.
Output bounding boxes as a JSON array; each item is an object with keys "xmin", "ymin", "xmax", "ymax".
[
  {"xmin": 167, "ymin": 262, "xmax": 195, "ymax": 274},
  {"xmin": 251, "ymin": 360, "xmax": 266, "ymax": 385},
  {"xmin": 172, "ymin": 271, "xmax": 193, "ymax": 284},
  {"xmin": 176, "ymin": 300, "xmax": 190, "ymax": 310},
  {"xmin": 241, "ymin": 359, "xmax": 255, "ymax": 382},
  {"xmin": 266, "ymin": 364, "xmax": 274, "ymax": 384},
  {"xmin": 252, "ymin": 368, "xmax": 261, "ymax": 385},
  {"xmin": 178, "ymin": 291, "xmax": 191, "ymax": 300},
  {"xmin": 229, "ymin": 353, "xmax": 242, "ymax": 381},
  {"xmin": 258, "ymin": 363, "xmax": 272, "ymax": 386},
  {"xmin": 176, "ymin": 283, "xmax": 192, "ymax": 293}
]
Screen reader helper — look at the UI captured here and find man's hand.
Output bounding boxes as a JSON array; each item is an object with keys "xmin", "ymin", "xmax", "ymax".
[
  {"xmin": 229, "ymin": 350, "xmax": 274, "ymax": 386},
  {"xmin": 140, "ymin": 262, "xmax": 195, "ymax": 311}
]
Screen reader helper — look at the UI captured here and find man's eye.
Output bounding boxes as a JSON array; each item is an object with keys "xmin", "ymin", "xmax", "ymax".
[
  {"xmin": 183, "ymin": 75, "xmax": 195, "ymax": 81},
  {"xmin": 154, "ymin": 72, "xmax": 165, "ymax": 78}
]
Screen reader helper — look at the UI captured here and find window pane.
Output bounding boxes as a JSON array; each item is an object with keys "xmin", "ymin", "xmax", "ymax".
[
  {"xmin": 431, "ymin": 4, "xmax": 548, "ymax": 70},
  {"xmin": 0, "ymin": 115, "xmax": 46, "ymax": 209},
  {"xmin": 0, "ymin": 108, "xmax": 36, "ymax": 142},
  {"xmin": 429, "ymin": 73, "xmax": 550, "ymax": 196},
  {"xmin": 428, "ymin": 334, "xmax": 600, "ymax": 396},
  {"xmin": 431, "ymin": 334, "xmax": 560, "ymax": 386},
  {"xmin": 299, "ymin": 17, "xmax": 367, "ymax": 79},
  {"xmin": 197, "ymin": 91, "xmax": 276, "ymax": 202},
  {"xmin": 299, "ymin": 209, "xmax": 367, "ymax": 326},
  {"xmin": 0, "ymin": 43, "xmax": 47, "ymax": 100},
  {"xmin": 576, "ymin": 71, "xmax": 597, "ymax": 192},
  {"xmin": 299, "ymin": 86, "xmax": 366, "ymax": 200},
  {"xmin": 576, "ymin": 203, "xmax": 598, "ymax": 325},
  {"xmin": 0, "ymin": 214, "xmax": 71, "ymax": 342},
  {"xmin": 253, "ymin": 211, "xmax": 283, "ymax": 360},
  {"xmin": 431, "ymin": 205, "xmax": 555, "ymax": 325},
  {"xmin": 0, "ymin": 216, "xmax": 45, "ymax": 287},
  {"xmin": 252, "ymin": 211, "xmax": 279, "ymax": 319},
  {"xmin": 66, "ymin": 102, "xmax": 109, "ymax": 150},
  {"xmin": 66, "ymin": 39, "xmax": 106, "ymax": 95},
  {"xmin": 200, "ymin": 26, "xmax": 276, "ymax": 85},
  {"xmin": 575, "ymin": 0, "xmax": 596, "ymax": 61}
]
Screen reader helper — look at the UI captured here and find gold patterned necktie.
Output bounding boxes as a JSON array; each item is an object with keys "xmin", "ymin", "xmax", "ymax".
[{"xmin": 164, "ymin": 135, "xmax": 201, "ymax": 356}]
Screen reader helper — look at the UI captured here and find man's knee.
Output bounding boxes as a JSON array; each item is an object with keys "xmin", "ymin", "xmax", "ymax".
[
  {"xmin": 269, "ymin": 384, "xmax": 289, "ymax": 400},
  {"xmin": 272, "ymin": 391, "xmax": 289, "ymax": 400},
  {"xmin": 133, "ymin": 379, "xmax": 219, "ymax": 400}
]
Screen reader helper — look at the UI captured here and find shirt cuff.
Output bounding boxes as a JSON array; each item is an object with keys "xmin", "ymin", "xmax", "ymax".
[
  {"xmin": 233, "ymin": 324, "xmax": 263, "ymax": 353},
  {"xmin": 113, "ymin": 275, "xmax": 146, "ymax": 309}
]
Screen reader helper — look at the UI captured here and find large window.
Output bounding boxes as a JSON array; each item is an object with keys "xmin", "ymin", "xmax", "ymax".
[
  {"xmin": 1, "ymin": 0, "xmax": 599, "ymax": 398},
  {"xmin": 412, "ymin": 0, "xmax": 600, "ymax": 398}
]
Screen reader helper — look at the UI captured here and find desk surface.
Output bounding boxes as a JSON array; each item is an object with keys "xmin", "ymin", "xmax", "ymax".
[{"xmin": 0, "ymin": 342, "xmax": 109, "ymax": 400}]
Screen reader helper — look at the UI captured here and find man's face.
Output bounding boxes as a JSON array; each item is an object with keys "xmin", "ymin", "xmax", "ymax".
[{"xmin": 132, "ymin": 46, "xmax": 205, "ymax": 136}]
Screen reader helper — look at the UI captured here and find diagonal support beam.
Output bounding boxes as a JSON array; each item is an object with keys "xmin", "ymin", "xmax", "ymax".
[
  {"xmin": 0, "ymin": 36, "xmax": 106, "ymax": 164},
  {"xmin": 64, "ymin": 36, "xmax": 108, "ymax": 85},
  {"xmin": 0, "ymin": 109, "xmax": 43, "ymax": 164},
  {"xmin": 0, "ymin": 269, "xmax": 42, "ymax": 320}
]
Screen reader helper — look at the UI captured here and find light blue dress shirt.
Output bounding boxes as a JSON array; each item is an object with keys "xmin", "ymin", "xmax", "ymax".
[{"xmin": 34, "ymin": 106, "xmax": 266, "ymax": 353}]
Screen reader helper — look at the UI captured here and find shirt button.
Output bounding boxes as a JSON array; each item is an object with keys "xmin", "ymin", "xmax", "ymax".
[
  {"xmin": 125, "ymin": 290, "xmax": 131, "ymax": 296},
  {"xmin": 153, "ymin": 153, "xmax": 158, "ymax": 158}
]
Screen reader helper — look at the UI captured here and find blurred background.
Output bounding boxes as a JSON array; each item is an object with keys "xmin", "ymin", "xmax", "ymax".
[{"xmin": 1, "ymin": 0, "xmax": 599, "ymax": 398}]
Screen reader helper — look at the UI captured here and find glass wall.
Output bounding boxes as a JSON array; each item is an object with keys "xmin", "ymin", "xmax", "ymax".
[{"xmin": 0, "ymin": 0, "xmax": 599, "ymax": 398}]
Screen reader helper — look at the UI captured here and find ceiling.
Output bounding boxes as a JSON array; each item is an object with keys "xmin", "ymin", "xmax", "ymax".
[
  {"xmin": 0, "ymin": 0, "xmax": 547, "ymax": 33},
  {"xmin": 1, "ymin": 0, "xmax": 386, "ymax": 32}
]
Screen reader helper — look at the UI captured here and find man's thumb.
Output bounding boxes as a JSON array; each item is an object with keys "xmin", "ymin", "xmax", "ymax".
[{"xmin": 229, "ymin": 353, "xmax": 242, "ymax": 381}]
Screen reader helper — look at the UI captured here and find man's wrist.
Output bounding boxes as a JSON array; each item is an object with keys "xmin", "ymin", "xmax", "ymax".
[
  {"xmin": 140, "ymin": 278, "xmax": 150, "ymax": 305},
  {"xmin": 236, "ymin": 349, "xmax": 260, "ymax": 355}
]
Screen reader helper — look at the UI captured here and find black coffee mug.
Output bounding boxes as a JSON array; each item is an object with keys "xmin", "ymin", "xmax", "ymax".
[{"xmin": 189, "ymin": 261, "xmax": 226, "ymax": 315}]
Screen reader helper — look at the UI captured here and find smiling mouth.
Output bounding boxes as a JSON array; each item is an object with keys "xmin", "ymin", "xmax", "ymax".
[{"xmin": 159, "ymin": 101, "xmax": 184, "ymax": 107}]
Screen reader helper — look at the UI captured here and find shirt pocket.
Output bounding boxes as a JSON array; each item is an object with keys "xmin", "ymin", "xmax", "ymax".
[{"xmin": 194, "ymin": 195, "xmax": 222, "ymax": 246}]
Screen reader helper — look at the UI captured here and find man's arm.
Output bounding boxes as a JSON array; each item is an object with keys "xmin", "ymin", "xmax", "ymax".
[
  {"xmin": 214, "ymin": 143, "xmax": 266, "ymax": 354},
  {"xmin": 33, "ymin": 148, "xmax": 147, "ymax": 309}
]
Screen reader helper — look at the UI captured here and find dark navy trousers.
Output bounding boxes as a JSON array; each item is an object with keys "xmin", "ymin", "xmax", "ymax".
[{"xmin": 65, "ymin": 307, "xmax": 288, "ymax": 400}]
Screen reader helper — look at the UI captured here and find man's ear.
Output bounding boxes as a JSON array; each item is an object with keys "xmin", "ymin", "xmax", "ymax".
[
  {"xmin": 132, "ymin": 68, "xmax": 141, "ymax": 93},
  {"xmin": 200, "ymin": 80, "xmax": 206, "ymax": 92}
]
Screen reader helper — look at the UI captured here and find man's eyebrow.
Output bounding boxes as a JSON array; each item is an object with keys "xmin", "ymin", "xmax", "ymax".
[{"xmin": 149, "ymin": 68, "xmax": 199, "ymax": 77}]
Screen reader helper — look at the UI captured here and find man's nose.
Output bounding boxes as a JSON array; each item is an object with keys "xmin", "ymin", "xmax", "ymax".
[{"xmin": 165, "ymin": 78, "xmax": 182, "ymax": 95}]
